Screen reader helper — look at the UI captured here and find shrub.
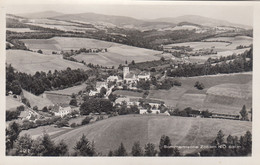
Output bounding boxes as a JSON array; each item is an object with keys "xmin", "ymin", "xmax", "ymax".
[
  {"xmin": 194, "ymin": 81, "xmax": 204, "ymax": 90},
  {"xmin": 81, "ymin": 116, "xmax": 92, "ymax": 125}
]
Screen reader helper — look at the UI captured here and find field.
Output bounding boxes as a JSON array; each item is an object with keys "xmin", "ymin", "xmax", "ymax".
[
  {"xmin": 52, "ymin": 115, "xmax": 252, "ymax": 155},
  {"xmin": 164, "ymin": 35, "xmax": 252, "ymax": 63},
  {"xmin": 189, "ymin": 47, "xmax": 250, "ymax": 63},
  {"xmin": 45, "ymin": 83, "xmax": 87, "ymax": 96},
  {"xmin": 20, "ymin": 125, "xmax": 72, "ymax": 139},
  {"xmin": 148, "ymin": 72, "xmax": 252, "ymax": 114},
  {"xmin": 43, "ymin": 93, "xmax": 71, "ymax": 105},
  {"xmin": 21, "ymin": 37, "xmax": 162, "ymax": 66},
  {"xmin": 6, "ymin": 28, "xmax": 38, "ymax": 33},
  {"xmin": 22, "ymin": 89, "xmax": 53, "ymax": 109},
  {"xmin": 6, "ymin": 50, "xmax": 88, "ymax": 74},
  {"xmin": 6, "ymin": 96, "xmax": 24, "ymax": 111},
  {"xmin": 113, "ymin": 90, "xmax": 144, "ymax": 98}
]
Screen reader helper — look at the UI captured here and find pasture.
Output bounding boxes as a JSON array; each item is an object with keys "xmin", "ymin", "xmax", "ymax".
[
  {"xmin": 22, "ymin": 89, "xmax": 53, "ymax": 109},
  {"xmin": 21, "ymin": 37, "xmax": 162, "ymax": 66},
  {"xmin": 6, "ymin": 50, "xmax": 88, "ymax": 74},
  {"xmin": 6, "ymin": 96, "xmax": 24, "ymax": 111},
  {"xmin": 43, "ymin": 93, "xmax": 71, "ymax": 105},
  {"xmin": 20, "ymin": 125, "xmax": 72, "ymax": 140},
  {"xmin": 46, "ymin": 83, "xmax": 87, "ymax": 96},
  {"xmin": 113, "ymin": 90, "xmax": 144, "ymax": 98},
  {"xmin": 148, "ymin": 73, "xmax": 252, "ymax": 114},
  {"xmin": 52, "ymin": 115, "xmax": 252, "ymax": 155}
]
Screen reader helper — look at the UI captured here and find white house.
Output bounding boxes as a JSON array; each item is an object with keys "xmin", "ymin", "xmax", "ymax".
[
  {"xmin": 107, "ymin": 75, "xmax": 119, "ymax": 83},
  {"xmin": 137, "ymin": 71, "xmax": 150, "ymax": 81},
  {"xmin": 115, "ymin": 97, "xmax": 140, "ymax": 107},
  {"xmin": 96, "ymin": 81, "xmax": 108, "ymax": 92},
  {"xmin": 52, "ymin": 104, "xmax": 72, "ymax": 118},
  {"xmin": 89, "ymin": 90, "xmax": 99, "ymax": 96}
]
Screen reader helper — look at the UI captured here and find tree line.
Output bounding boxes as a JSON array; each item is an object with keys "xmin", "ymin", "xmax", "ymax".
[
  {"xmin": 6, "ymin": 65, "xmax": 89, "ymax": 95},
  {"xmin": 167, "ymin": 48, "xmax": 252, "ymax": 77}
]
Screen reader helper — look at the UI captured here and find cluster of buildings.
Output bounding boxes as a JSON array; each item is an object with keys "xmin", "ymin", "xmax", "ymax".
[{"xmin": 89, "ymin": 66, "xmax": 151, "ymax": 96}]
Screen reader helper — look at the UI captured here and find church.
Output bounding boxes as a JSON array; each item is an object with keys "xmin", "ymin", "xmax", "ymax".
[{"xmin": 123, "ymin": 66, "xmax": 150, "ymax": 84}]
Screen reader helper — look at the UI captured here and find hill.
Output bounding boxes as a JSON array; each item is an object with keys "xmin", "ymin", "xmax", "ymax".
[
  {"xmin": 17, "ymin": 10, "xmax": 64, "ymax": 19},
  {"xmin": 21, "ymin": 37, "xmax": 162, "ymax": 67},
  {"xmin": 51, "ymin": 12, "xmax": 176, "ymax": 30},
  {"xmin": 6, "ymin": 50, "xmax": 88, "ymax": 74},
  {"xmin": 153, "ymin": 15, "xmax": 252, "ymax": 29},
  {"xmin": 53, "ymin": 115, "xmax": 251, "ymax": 155},
  {"xmin": 22, "ymin": 89, "xmax": 53, "ymax": 110}
]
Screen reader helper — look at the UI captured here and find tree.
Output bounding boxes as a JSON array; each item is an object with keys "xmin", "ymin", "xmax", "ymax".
[
  {"xmin": 6, "ymin": 122, "xmax": 21, "ymax": 153},
  {"xmin": 240, "ymin": 105, "xmax": 248, "ymax": 121},
  {"xmin": 159, "ymin": 135, "xmax": 174, "ymax": 156},
  {"xmin": 15, "ymin": 134, "xmax": 33, "ymax": 156},
  {"xmin": 42, "ymin": 106, "xmax": 48, "ymax": 112},
  {"xmin": 108, "ymin": 150, "xmax": 114, "ymax": 156},
  {"xmin": 54, "ymin": 140, "xmax": 68, "ymax": 156},
  {"xmin": 131, "ymin": 141, "xmax": 143, "ymax": 156},
  {"xmin": 33, "ymin": 106, "xmax": 38, "ymax": 111},
  {"xmin": 73, "ymin": 134, "xmax": 95, "ymax": 156},
  {"xmin": 215, "ymin": 130, "xmax": 225, "ymax": 145},
  {"xmin": 100, "ymin": 87, "xmax": 107, "ymax": 97},
  {"xmin": 160, "ymin": 57, "xmax": 165, "ymax": 62},
  {"xmin": 31, "ymin": 133, "xmax": 56, "ymax": 156},
  {"xmin": 37, "ymin": 49, "xmax": 43, "ymax": 54},
  {"xmin": 144, "ymin": 143, "xmax": 157, "ymax": 156},
  {"xmin": 194, "ymin": 81, "xmax": 204, "ymax": 90},
  {"xmin": 69, "ymin": 98, "xmax": 78, "ymax": 106},
  {"xmin": 114, "ymin": 143, "xmax": 127, "ymax": 156},
  {"xmin": 81, "ymin": 116, "xmax": 92, "ymax": 125},
  {"xmin": 131, "ymin": 60, "xmax": 135, "ymax": 65}
]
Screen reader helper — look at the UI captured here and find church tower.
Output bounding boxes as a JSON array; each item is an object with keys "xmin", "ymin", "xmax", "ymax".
[{"xmin": 123, "ymin": 66, "xmax": 129, "ymax": 79}]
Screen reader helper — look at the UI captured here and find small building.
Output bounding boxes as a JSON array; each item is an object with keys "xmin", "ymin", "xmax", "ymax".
[
  {"xmin": 52, "ymin": 104, "xmax": 72, "ymax": 118},
  {"xmin": 138, "ymin": 71, "xmax": 150, "ymax": 81},
  {"xmin": 89, "ymin": 90, "xmax": 99, "ymax": 96},
  {"xmin": 107, "ymin": 75, "xmax": 119, "ymax": 83},
  {"xmin": 96, "ymin": 81, "xmax": 108, "ymax": 92}
]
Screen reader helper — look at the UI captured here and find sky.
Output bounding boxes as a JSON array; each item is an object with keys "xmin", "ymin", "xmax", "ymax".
[{"xmin": 5, "ymin": 1, "xmax": 254, "ymax": 26}]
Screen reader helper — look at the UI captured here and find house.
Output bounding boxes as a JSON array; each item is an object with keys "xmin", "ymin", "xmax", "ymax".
[
  {"xmin": 140, "ymin": 98, "xmax": 164, "ymax": 109},
  {"xmin": 52, "ymin": 104, "xmax": 72, "ymax": 117},
  {"xmin": 96, "ymin": 81, "xmax": 108, "ymax": 92},
  {"xmin": 137, "ymin": 71, "xmax": 150, "ymax": 81},
  {"xmin": 140, "ymin": 109, "xmax": 160, "ymax": 115},
  {"xmin": 107, "ymin": 75, "xmax": 119, "ymax": 83},
  {"xmin": 89, "ymin": 90, "xmax": 99, "ymax": 96},
  {"xmin": 124, "ymin": 72, "xmax": 137, "ymax": 83},
  {"xmin": 115, "ymin": 97, "xmax": 140, "ymax": 107}
]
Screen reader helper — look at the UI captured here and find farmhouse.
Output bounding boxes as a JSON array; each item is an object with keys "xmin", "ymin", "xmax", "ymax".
[{"xmin": 52, "ymin": 104, "xmax": 72, "ymax": 117}]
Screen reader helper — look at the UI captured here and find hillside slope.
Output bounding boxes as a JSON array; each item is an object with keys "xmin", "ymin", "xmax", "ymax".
[
  {"xmin": 6, "ymin": 50, "xmax": 88, "ymax": 74},
  {"xmin": 53, "ymin": 115, "xmax": 251, "ymax": 155}
]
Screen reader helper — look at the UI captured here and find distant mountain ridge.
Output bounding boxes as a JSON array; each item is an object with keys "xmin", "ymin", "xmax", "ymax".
[
  {"xmin": 17, "ymin": 10, "xmax": 64, "ymax": 19},
  {"xmin": 152, "ymin": 15, "xmax": 252, "ymax": 29},
  {"xmin": 14, "ymin": 11, "xmax": 252, "ymax": 29}
]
